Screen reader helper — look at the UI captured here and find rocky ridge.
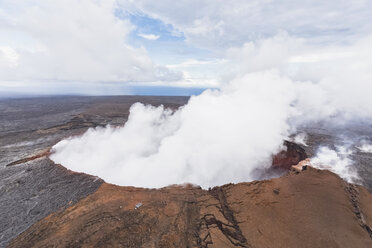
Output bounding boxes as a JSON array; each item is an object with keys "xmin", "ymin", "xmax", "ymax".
[{"xmin": 9, "ymin": 166, "xmax": 372, "ymax": 248}]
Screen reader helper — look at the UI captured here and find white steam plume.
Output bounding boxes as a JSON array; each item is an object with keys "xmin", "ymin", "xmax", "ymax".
[
  {"xmin": 310, "ymin": 146, "xmax": 360, "ymax": 183},
  {"xmin": 356, "ymin": 141, "xmax": 372, "ymax": 153},
  {"xmin": 292, "ymin": 132, "xmax": 308, "ymax": 147},
  {"xmin": 51, "ymin": 71, "xmax": 294, "ymax": 188},
  {"xmin": 51, "ymin": 33, "xmax": 372, "ymax": 188}
]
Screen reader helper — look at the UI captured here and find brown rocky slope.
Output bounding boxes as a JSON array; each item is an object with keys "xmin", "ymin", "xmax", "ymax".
[{"xmin": 9, "ymin": 166, "xmax": 372, "ymax": 248}]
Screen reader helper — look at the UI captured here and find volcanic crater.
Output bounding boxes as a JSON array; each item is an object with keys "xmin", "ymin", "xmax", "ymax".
[{"xmin": 2, "ymin": 96, "xmax": 372, "ymax": 248}]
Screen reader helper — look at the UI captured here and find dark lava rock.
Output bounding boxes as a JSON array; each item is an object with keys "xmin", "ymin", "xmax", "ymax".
[{"xmin": 0, "ymin": 158, "xmax": 103, "ymax": 247}]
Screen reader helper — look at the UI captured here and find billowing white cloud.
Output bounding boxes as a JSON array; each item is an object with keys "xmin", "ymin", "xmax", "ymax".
[
  {"xmin": 51, "ymin": 71, "xmax": 295, "ymax": 188},
  {"xmin": 138, "ymin": 33, "xmax": 160, "ymax": 40},
  {"xmin": 0, "ymin": 0, "xmax": 181, "ymax": 84},
  {"xmin": 52, "ymin": 32, "xmax": 372, "ymax": 188},
  {"xmin": 224, "ymin": 33, "xmax": 372, "ymax": 124},
  {"xmin": 124, "ymin": 0, "xmax": 372, "ymax": 90},
  {"xmin": 2, "ymin": 0, "xmax": 372, "ymax": 90}
]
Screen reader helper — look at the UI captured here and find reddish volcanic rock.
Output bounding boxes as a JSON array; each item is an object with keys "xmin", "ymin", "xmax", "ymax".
[
  {"xmin": 9, "ymin": 167, "xmax": 372, "ymax": 248},
  {"xmin": 272, "ymin": 140, "xmax": 307, "ymax": 170}
]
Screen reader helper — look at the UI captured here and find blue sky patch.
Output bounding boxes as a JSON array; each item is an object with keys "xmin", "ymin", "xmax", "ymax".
[{"xmin": 115, "ymin": 10, "xmax": 212, "ymax": 65}]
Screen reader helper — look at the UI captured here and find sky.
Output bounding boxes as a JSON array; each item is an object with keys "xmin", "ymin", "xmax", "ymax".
[{"xmin": 0, "ymin": 0, "xmax": 372, "ymax": 95}]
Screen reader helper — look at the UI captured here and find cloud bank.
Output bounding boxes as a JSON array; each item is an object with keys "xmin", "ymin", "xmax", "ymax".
[
  {"xmin": 0, "ymin": 0, "xmax": 181, "ymax": 85},
  {"xmin": 2, "ymin": 0, "xmax": 372, "ymax": 92},
  {"xmin": 122, "ymin": 0, "xmax": 372, "ymax": 49}
]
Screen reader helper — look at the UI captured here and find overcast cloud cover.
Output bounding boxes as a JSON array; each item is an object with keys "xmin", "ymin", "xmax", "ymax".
[
  {"xmin": 2, "ymin": 0, "xmax": 372, "ymax": 187},
  {"xmin": 1, "ymin": 0, "xmax": 372, "ymax": 91},
  {"xmin": 0, "ymin": 0, "xmax": 182, "ymax": 94},
  {"xmin": 121, "ymin": 0, "xmax": 372, "ymax": 49}
]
